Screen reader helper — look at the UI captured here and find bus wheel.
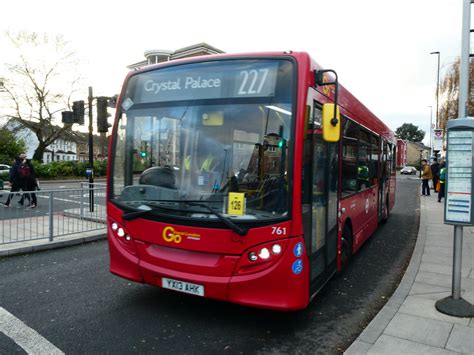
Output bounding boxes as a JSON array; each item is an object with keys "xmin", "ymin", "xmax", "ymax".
[{"xmin": 340, "ymin": 224, "xmax": 353, "ymax": 271}]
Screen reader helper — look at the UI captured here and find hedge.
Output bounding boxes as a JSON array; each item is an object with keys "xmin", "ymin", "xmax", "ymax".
[{"xmin": 31, "ymin": 160, "xmax": 107, "ymax": 179}]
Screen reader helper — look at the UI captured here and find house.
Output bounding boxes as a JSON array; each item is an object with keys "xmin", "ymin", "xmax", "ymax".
[
  {"xmin": 406, "ymin": 141, "xmax": 430, "ymax": 166},
  {"xmin": 20, "ymin": 125, "xmax": 107, "ymax": 162},
  {"xmin": 127, "ymin": 43, "xmax": 225, "ymax": 70},
  {"xmin": 75, "ymin": 132, "xmax": 108, "ymax": 162}
]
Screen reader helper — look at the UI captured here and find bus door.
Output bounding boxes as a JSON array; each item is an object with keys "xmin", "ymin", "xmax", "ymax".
[
  {"xmin": 378, "ymin": 140, "xmax": 388, "ymax": 221},
  {"xmin": 304, "ymin": 89, "xmax": 339, "ymax": 292}
]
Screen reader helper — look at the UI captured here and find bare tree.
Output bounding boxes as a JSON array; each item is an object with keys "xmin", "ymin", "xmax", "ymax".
[
  {"xmin": 438, "ymin": 57, "xmax": 474, "ymax": 131},
  {"xmin": 1, "ymin": 31, "xmax": 82, "ymax": 162}
]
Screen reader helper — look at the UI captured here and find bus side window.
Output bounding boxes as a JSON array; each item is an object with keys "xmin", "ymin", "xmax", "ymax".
[
  {"xmin": 357, "ymin": 130, "xmax": 370, "ymax": 190},
  {"xmin": 387, "ymin": 143, "xmax": 393, "ymax": 176},
  {"xmin": 341, "ymin": 119, "xmax": 358, "ymax": 196}
]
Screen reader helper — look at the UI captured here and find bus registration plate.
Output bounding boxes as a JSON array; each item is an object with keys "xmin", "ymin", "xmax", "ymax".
[{"xmin": 162, "ymin": 278, "xmax": 204, "ymax": 297}]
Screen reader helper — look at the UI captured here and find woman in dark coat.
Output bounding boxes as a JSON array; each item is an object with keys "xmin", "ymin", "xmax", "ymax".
[
  {"xmin": 22, "ymin": 159, "xmax": 38, "ymax": 208},
  {"xmin": 3, "ymin": 155, "xmax": 24, "ymax": 207}
]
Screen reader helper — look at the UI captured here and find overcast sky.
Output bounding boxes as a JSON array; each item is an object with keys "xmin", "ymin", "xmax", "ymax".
[{"xmin": 0, "ymin": 0, "xmax": 467, "ymax": 145}]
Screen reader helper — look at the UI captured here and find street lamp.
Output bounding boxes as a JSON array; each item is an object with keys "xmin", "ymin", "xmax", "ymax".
[
  {"xmin": 430, "ymin": 51, "xmax": 440, "ymax": 129},
  {"xmin": 419, "ymin": 149, "xmax": 424, "ymax": 178},
  {"xmin": 428, "ymin": 105, "xmax": 433, "ymax": 160}
]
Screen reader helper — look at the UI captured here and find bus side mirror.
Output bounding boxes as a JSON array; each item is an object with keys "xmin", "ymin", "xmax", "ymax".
[{"xmin": 322, "ymin": 103, "xmax": 340, "ymax": 142}]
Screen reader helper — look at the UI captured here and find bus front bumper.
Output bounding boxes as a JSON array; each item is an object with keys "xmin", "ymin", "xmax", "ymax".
[{"xmin": 108, "ymin": 233, "xmax": 309, "ymax": 311}]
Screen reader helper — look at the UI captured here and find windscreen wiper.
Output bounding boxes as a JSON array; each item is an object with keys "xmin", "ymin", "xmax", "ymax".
[
  {"xmin": 122, "ymin": 203, "xmax": 181, "ymax": 221},
  {"xmin": 121, "ymin": 201, "xmax": 248, "ymax": 236},
  {"xmin": 186, "ymin": 202, "xmax": 248, "ymax": 236}
]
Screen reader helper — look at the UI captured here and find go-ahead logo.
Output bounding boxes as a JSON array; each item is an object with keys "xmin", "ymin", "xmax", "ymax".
[{"xmin": 162, "ymin": 226, "xmax": 201, "ymax": 244}]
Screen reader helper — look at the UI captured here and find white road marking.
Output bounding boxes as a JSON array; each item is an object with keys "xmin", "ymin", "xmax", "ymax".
[{"xmin": 0, "ymin": 307, "xmax": 64, "ymax": 354}]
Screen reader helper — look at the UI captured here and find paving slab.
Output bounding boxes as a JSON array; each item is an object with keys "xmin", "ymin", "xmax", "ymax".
[
  {"xmin": 367, "ymin": 334, "xmax": 460, "ymax": 355},
  {"xmin": 399, "ymin": 296, "xmax": 471, "ymax": 326},
  {"xmin": 384, "ymin": 313, "xmax": 454, "ymax": 348},
  {"xmin": 419, "ymin": 262, "xmax": 471, "ymax": 276},
  {"xmin": 357, "ymin": 305, "xmax": 398, "ymax": 344},
  {"xmin": 445, "ymin": 324, "xmax": 474, "ymax": 354},
  {"xmin": 410, "ymin": 283, "xmax": 450, "ymax": 297}
]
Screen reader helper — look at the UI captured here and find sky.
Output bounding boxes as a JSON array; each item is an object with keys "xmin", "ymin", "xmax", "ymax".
[{"xmin": 0, "ymin": 0, "xmax": 467, "ymax": 146}]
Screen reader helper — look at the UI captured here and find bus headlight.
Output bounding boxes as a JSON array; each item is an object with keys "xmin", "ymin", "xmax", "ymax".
[
  {"xmin": 272, "ymin": 244, "xmax": 282, "ymax": 254},
  {"xmin": 108, "ymin": 218, "xmax": 137, "ymax": 255},
  {"xmin": 236, "ymin": 240, "xmax": 289, "ymax": 275},
  {"xmin": 248, "ymin": 252, "xmax": 258, "ymax": 262},
  {"xmin": 258, "ymin": 248, "xmax": 270, "ymax": 259}
]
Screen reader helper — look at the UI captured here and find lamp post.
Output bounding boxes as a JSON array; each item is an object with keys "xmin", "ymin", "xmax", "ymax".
[
  {"xmin": 419, "ymin": 149, "xmax": 423, "ymax": 178},
  {"xmin": 430, "ymin": 51, "xmax": 440, "ymax": 129},
  {"xmin": 428, "ymin": 105, "xmax": 433, "ymax": 161}
]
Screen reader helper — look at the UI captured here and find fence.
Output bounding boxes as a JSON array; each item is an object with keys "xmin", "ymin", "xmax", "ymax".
[{"xmin": 0, "ymin": 183, "xmax": 106, "ymax": 245}]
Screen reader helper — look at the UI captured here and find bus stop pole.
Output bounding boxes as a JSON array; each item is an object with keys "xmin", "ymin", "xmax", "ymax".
[
  {"xmin": 435, "ymin": 0, "xmax": 474, "ymax": 317},
  {"xmin": 452, "ymin": 0, "xmax": 470, "ymax": 302},
  {"xmin": 452, "ymin": 225, "xmax": 463, "ymax": 300}
]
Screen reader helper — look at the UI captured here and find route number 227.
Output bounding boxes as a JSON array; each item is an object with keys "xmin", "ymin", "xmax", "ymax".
[
  {"xmin": 271, "ymin": 226, "xmax": 287, "ymax": 236},
  {"xmin": 238, "ymin": 69, "xmax": 269, "ymax": 95}
]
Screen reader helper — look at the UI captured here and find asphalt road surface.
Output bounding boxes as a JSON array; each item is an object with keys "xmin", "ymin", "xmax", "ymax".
[{"xmin": 0, "ymin": 176, "xmax": 420, "ymax": 354}]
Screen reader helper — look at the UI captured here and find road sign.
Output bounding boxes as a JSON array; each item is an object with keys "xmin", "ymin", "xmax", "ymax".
[{"xmin": 433, "ymin": 128, "xmax": 444, "ymax": 151}]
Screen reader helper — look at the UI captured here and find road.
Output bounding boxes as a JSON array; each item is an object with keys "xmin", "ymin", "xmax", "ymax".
[{"xmin": 0, "ymin": 176, "xmax": 420, "ymax": 354}]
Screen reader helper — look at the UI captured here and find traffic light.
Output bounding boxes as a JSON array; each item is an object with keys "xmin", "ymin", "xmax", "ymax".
[
  {"xmin": 61, "ymin": 111, "xmax": 74, "ymax": 124},
  {"xmin": 96, "ymin": 97, "xmax": 110, "ymax": 133},
  {"xmin": 107, "ymin": 95, "xmax": 118, "ymax": 108},
  {"xmin": 140, "ymin": 151, "xmax": 147, "ymax": 158},
  {"xmin": 72, "ymin": 100, "xmax": 85, "ymax": 125}
]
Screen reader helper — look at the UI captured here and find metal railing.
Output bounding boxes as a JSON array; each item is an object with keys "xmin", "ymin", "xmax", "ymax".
[{"xmin": 0, "ymin": 184, "xmax": 106, "ymax": 245}]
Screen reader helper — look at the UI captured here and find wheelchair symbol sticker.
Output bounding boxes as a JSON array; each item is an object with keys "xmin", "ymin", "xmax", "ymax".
[{"xmin": 292, "ymin": 259, "xmax": 303, "ymax": 274}]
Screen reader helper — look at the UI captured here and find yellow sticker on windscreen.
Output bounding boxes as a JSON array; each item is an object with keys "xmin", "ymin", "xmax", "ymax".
[{"xmin": 228, "ymin": 192, "xmax": 245, "ymax": 216}]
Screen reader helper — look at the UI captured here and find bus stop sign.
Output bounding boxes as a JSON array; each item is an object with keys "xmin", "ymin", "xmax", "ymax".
[{"xmin": 444, "ymin": 118, "xmax": 474, "ymax": 226}]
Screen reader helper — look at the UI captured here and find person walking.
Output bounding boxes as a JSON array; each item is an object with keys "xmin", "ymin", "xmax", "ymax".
[
  {"xmin": 438, "ymin": 162, "xmax": 446, "ymax": 203},
  {"xmin": 3, "ymin": 153, "xmax": 26, "ymax": 207},
  {"xmin": 421, "ymin": 159, "xmax": 433, "ymax": 196},
  {"xmin": 431, "ymin": 158, "xmax": 440, "ymax": 192},
  {"xmin": 19, "ymin": 159, "xmax": 38, "ymax": 208}
]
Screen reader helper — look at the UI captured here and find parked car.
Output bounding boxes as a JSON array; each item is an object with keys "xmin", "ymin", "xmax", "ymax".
[
  {"xmin": 400, "ymin": 166, "xmax": 417, "ymax": 175},
  {"xmin": 0, "ymin": 164, "xmax": 10, "ymax": 179}
]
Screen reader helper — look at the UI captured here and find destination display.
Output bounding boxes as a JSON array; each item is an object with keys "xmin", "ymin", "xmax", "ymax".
[
  {"xmin": 445, "ymin": 129, "xmax": 473, "ymax": 224},
  {"xmin": 128, "ymin": 61, "xmax": 280, "ymax": 105}
]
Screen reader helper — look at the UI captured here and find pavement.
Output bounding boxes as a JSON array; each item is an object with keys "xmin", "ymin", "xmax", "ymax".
[
  {"xmin": 345, "ymin": 191, "xmax": 474, "ymax": 355},
  {"xmin": 1, "ymin": 181, "xmax": 473, "ymax": 354}
]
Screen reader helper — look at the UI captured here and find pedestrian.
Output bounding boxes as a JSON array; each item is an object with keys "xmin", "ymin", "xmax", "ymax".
[
  {"xmin": 438, "ymin": 162, "xmax": 446, "ymax": 203},
  {"xmin": 19, "ymin": 158, "xmax": 38, "ymax": 209},
  {"xmin": 421, "ymin": 159, "xmax": 433, "ymax": 196},
  {"xmin": 431, "ymin": 158, "xmax": 440, "ymax": 192},
  {"xmin": 3, "ymin": 153, "xmax": 26, "ymax": 207}
]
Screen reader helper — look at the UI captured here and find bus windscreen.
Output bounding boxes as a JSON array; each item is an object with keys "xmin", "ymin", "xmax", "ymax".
[{"xmin": 111, "ymin": 59, "xmax": 295, "ymax": 222}]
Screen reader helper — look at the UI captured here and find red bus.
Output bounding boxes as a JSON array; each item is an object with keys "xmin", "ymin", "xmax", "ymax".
[{"xmin": 106, "ymin": 52, "xmax": 396, "ymax": 310}]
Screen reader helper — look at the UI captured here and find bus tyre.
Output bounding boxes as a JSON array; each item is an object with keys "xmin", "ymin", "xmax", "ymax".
[
  {"xmin": 381, "ymin": 197, "xmax": 389, "ymax": 224},
  {"xmin": 340, "ymin": 224, "xmax": 353, "ymax": 271}
]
